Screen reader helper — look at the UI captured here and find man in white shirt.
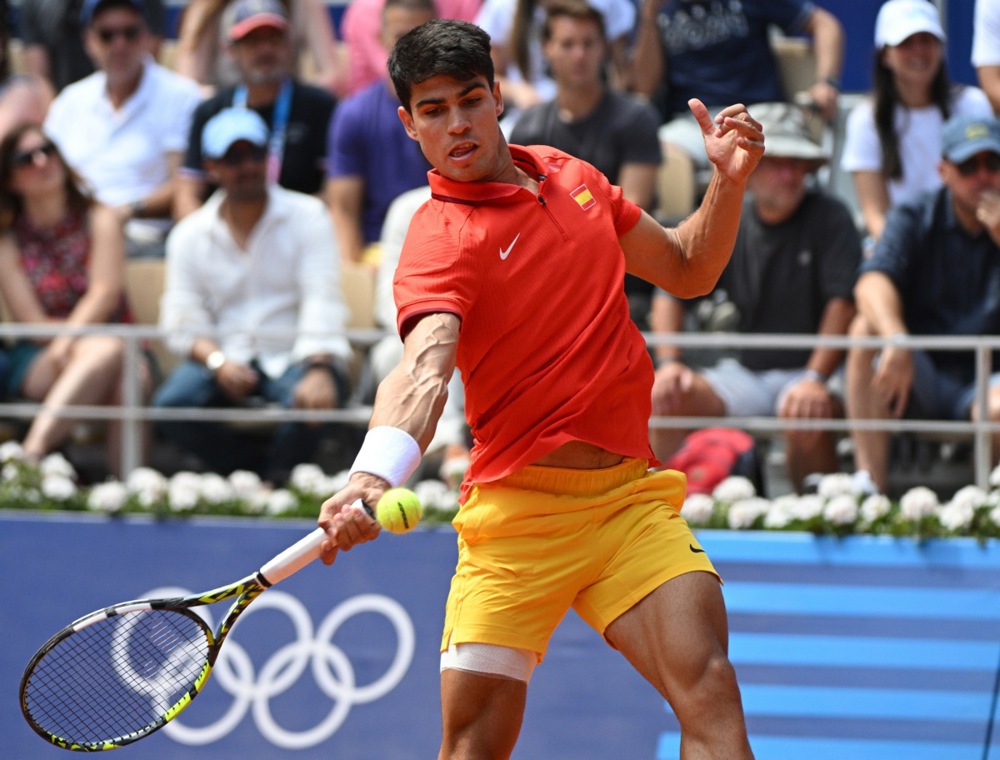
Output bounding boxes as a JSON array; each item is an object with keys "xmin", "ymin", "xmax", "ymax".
[
  {"xmin": 153, "ymin": 108, "xmax": 353, "ymax": 484},
  {"xmin": 43, "ymin": 0, "xmax": 202, "ymax": 257}
]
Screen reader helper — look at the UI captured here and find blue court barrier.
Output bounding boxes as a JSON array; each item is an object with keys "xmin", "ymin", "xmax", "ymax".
[{"xmin": 2, "ymin": 513, "xmax": 999, "ymax": 759}]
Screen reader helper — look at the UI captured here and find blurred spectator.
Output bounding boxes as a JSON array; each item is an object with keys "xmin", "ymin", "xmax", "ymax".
[
  {"xmin": 973, "ymin": 0, "xmax": 1000, "ymax": 115},
  {"xmin": 475, "ymin": 0, "xmax": 635, "ymax": 118},
  {"xmin": 510, "ymin": 0, "xmax": 660, "ymax": 208},
  {"xmin": 841, "ymin": 0, "xmax": 992, "ymax": 243},
  {"xmin": 845, "ymin": 114, "xmax": 1000, "ymax": 495},
  {"xmin": 20, "ymin": 0, "xmax": 166, "ymax": 94},
  {"xmin": 340, "ymin": 0, "xmax": 481, "ymax": 96},
  {"xmin": 0, "ymin": 123, "xmax": 148, "ymax": 475},
  {"xmin": 154, "ymin": 109, "xmax": 352, "ymax": 485},
  {"xmin": 43, "ymin": 0, "xmax": 202, "ymax": 259},
  {"xmin": 633, "ymin": 0, "xmax": 843, "ymax": 180},
  {"xmin": 173, "ymin": 0, "xmax": 346, "ymax": 95},
  {"xmin": 370, "ymin": 185, "xmax": 471, "ymax": 487},
  {"xmin": 325, "ymin": 0, "xmax": 433, "ymax": 266},
  {"xmin": 650, "ymin": 103, "xmax": 861, "ymax": 492},
  {"xmin": 175, "ymin": 0, "xmax": 336, "ymax": 218},
  {"xmin": 0, "ymin": 75, "xmax": 54, "ymax": 140}
]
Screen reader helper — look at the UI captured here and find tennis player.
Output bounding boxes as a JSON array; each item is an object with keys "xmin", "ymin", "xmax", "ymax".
[{"xmin": 318, "ymin": 19, "xmax": 761, "ymax": 759}]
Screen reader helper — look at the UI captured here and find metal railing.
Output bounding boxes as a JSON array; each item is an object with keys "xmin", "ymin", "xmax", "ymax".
[{"xmin": 1, "ymin": 324, "xmax": 997, "ymax": 487}]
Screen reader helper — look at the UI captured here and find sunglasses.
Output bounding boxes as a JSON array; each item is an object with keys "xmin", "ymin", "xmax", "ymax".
[
  {"xmin": 94, "ymin": 25, "xmax": 143, "ymax": 44},
  {"xmin": 11, "ymin": 141, "xmax": 58, "ymax": 168},
  {"xmin": 220, "ymin": 146, "xmax": 268, "ymax": 167},
  {"xmin": 955, "ymin": 153, "xmax": 1000, "ymax": 177}
]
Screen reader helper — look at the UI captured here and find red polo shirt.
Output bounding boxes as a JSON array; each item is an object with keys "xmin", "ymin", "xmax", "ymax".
[{"xmin": 394, "ymin": 145, "xmax": 654, "ymax": 500}]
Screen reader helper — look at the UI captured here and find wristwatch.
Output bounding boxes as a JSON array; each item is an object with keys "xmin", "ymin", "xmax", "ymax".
[{"xmin": 205, "ymin": 350, "xmax": 226, "ymax": 374}]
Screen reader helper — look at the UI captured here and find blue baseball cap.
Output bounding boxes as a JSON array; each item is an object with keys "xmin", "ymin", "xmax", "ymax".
[
  {"xmin": 80, "ymin": 0, "xmax": 146, "ymax": 27},
  {"xmin": 202, "ymin": 109, "xmax": 270, "ymax": 160},
  {"xmin": 941, "ymin": 114, "xmax": 1000, "ymax": 164}
]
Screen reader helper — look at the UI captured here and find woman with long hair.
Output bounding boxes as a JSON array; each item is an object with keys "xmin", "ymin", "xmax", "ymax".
[
  {"xmin": 841, "ymin": 0, "xmax": 992, "ymax": 242},
  {"xmin": 0, "ymin": 122, "xmax": 146, "ymax": 474}
]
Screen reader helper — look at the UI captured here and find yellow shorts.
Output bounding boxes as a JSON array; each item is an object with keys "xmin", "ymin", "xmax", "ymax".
[{"xmin": 440, "ymin": 458, "xmax": 719, "ymax": 662}]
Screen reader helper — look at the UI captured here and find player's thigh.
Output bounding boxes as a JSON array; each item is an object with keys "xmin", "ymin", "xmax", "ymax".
[
  {"xmin": 440, "ymin": 667, "xmax": 527, "ymax": 753},
  {"xmin": 604, "ymin": 570, "xmax": 730, "ymax": 697}
]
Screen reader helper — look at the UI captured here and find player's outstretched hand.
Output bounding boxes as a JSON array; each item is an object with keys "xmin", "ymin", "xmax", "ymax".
[
  {"xmin": 691, "ymin": 98, "xmax": 765, "ymax": 184},
  {"xmin": 317, "ymin": 474, "xmax": 386, "ymax": 563}
]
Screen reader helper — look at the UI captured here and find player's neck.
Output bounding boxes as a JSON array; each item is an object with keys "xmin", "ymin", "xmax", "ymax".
[{"xmin": 555, "ymin": 81, "xmax": 604, "ymax": 122}]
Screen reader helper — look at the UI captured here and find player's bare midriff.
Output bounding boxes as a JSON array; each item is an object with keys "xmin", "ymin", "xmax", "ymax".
[{"xmin": 533, "ymin": 441, "xmax": 625, "ymax": 470}]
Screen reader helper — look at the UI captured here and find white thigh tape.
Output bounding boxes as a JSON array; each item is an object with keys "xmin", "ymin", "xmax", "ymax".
[
  {"xmin": 349, "ymin": 425, "xmax": 422, "ymax": 487},
  {"xmin": 440, "ymin": 643, "xmax": 537, "ymax": 683}
]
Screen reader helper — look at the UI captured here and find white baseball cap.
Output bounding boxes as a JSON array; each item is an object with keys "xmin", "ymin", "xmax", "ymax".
[{"xmin": 874, "ymin": 0, "xmax": 945, "ymax": 48}]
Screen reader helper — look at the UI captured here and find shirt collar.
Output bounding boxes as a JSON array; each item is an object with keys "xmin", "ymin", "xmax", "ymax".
[{"xmin": 428, "ymin": 145, "xmax": 553, "ymax": 205}]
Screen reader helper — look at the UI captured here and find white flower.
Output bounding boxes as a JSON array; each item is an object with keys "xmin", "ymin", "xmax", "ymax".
[
  {"xmin": 199, "ymin": 473, "xmax": 234, "ymax": 505},
  {"xmin": 290, "ymin": 463, "xmax": 328, "ymax": 496},
  {"xmin": 727, "ymin": 497, "xmax": 769, "ymax": 529},
  {"xmin": 126, "ymin": 467, "xmax": 168, "ymax": 507},
  {"xmin": 228, "ymin": 470, "xmax": 263, "ymax": 500},
  {"xmin": 712, "ymin": 476, "xmax": 757, "ymax": 504},
  {"xmin": 860, "ymin": 494, "xmax": 892, "ymax": 524},
  {"xmin": 763, "ymin": 495, "xmax": 798, "ymax": 529},
  {"xmin": 413, "ymin": 479, "xmax": 456, "ymax": 513},
  {"xmin": 40, "ymin": 452, "xmax": 75, "ymax": 480},
  {"xmin": 823, "ymin": 494, "xmax": 859, "ymax": 526},
  {"xmin": 681, "ymin": 493, "xmax": 716, "ymax": 526},
  {"xmin": 989, "ymin": 464, "xmax": 1000, "ymax": 488},
  {"xmin": 265, "ymin": 488, "xmax": 298, "ymax": 516},
  {"xmin": 0, "ymin": 440, "xmax": 23, "ymax": 463},
  {"xmin": 1, "ymin": 463, "xmax": 18, "ymax": 482},
  {"xmin": 790, "ymin": 494, "xmax": 825, "ymax": 522},
  {"xmin": 990, "ymin": 505, "xmax": 1000, "ymax": 528},
  {"xmin": 41, "ymin": 474, "xmax": 76, "ymax": 501},
  {"xmin": 899, "ymin": 486, "xmax": 940, "ymax": 521},
  {"xmin": 168, "ymin": 472, "xmax": 202, "ymax": 512},
  {"xmin": 816, "ymin": 473, "xmax": 857, "ymax": 498},
  {"xmin": 939, "ymin": 499, "xmax": 975, "ymax": 533},
  {"xmin": 88, "ymin": 481, "xmax": 129, "ymax": 514},
  {"xmin": 950, "ymin": 485, "xmax": 989, "ymax": 512}
]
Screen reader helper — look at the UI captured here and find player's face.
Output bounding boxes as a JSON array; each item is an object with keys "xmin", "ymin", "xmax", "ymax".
[
  {"xmin": 397, "ymin": 75, "xmax": 512, "ymax": 183},
  {"xmin": 543, "ymin": 16, "xmax": 606, "ymax": 90}
]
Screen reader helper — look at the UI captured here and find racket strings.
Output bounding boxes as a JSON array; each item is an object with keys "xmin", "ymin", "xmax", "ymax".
[{"xmin": 23, "ymin": 609, "xmax": 211, "ymax": 746}]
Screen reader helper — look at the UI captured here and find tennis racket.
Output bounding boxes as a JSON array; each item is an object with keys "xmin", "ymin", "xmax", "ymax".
[{"xmin": 19, "ymin": 521, "xmax": 351, "ymax": 752}]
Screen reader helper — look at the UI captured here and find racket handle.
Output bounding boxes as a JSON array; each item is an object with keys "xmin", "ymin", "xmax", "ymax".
[{"xmin": 258, "ymin": 527, "xmax": 328, "ymax": 586}]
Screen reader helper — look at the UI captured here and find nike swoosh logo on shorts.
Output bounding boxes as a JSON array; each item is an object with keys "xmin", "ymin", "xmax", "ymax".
[
  {"xmin": 689, "ymin": 544, "xmax": 706, "ymax": 553},
  {"xmin": 500, "ymin": 233, "xmax": 520, "ymax": 260}
]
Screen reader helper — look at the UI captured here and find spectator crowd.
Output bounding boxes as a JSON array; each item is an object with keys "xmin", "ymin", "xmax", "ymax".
[{"xmin": 0, "ymin": 0, "xmax": 996, "ymax": 500}]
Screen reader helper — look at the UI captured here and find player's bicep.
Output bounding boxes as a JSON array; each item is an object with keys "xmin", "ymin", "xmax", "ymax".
[{"xmin": 619, "ymin": 210, "xmax": 686, "ymax": 293}]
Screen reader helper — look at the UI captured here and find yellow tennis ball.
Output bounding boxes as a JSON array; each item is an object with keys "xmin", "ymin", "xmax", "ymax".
[{"xmin": 376, "ymin": 488, "xmax": 423, "ymax": 534}]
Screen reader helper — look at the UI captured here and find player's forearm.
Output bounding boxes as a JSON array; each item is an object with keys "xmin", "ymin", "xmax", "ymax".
[
  {"xmin": 369, "ymin": 313, "xmax": 460, "ymax": 452},
  {"xmin": 670, "ymin": 172, "xmax": 746, "ymax": 297}
]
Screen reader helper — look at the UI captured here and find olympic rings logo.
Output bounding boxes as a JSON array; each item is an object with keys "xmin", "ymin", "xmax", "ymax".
[{"xmin": 113, "ymin": 589, "xmax": 416, "ymax": 749}]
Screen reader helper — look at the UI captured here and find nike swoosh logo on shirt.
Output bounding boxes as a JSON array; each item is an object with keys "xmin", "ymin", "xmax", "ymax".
[{"xmin": 499, "ymin": 233, "xmax": 520, "ymax": 260}]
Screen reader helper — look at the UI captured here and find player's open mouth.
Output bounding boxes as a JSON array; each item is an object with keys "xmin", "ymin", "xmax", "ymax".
[{"xmin": 450, "ymin": 142, "xmax": 477, "ymax": 160}]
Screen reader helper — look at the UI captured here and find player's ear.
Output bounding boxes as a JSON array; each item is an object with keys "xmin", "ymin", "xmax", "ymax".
[
  {"xmin": 397, "ymin": 105, "xmax": 419, "ymax": 141},
  {"xmin": 493, "ymin": 81, "xmax": 504, "ymax": 119}
]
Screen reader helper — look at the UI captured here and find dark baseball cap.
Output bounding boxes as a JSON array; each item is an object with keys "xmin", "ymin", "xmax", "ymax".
[{"xmin": 80, "ymin": 0, "xmax": 146, "ymax": 27}]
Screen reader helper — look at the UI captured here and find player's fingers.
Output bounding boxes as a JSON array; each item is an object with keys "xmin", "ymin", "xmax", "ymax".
[
  {"xmin": 687, "ymin": 97, "xmax": 714, "ymax": 133},
  {"xmin": 320, "ymin": 539, "xmax": 339, "ymax": 566}
]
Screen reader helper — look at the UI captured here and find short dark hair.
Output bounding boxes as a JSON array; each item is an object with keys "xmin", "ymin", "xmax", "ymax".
[
  {"xmin": 388, "ymin": 19, "xmax": 494, "ymax": 113},
  {"xmin": 542, "ymin": 0, "xmax": 606, "ymax": 42}
]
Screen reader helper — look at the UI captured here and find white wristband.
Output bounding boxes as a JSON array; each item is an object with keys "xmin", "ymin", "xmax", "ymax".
[{"xmin": 349, "ymin": 426, "xmax": 422, "ymax": 487}]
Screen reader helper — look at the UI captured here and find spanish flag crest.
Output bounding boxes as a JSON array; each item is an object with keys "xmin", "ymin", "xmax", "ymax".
[{"xmin": 570, "ymin": 184, "xmax": 596, "ymax": 211}]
